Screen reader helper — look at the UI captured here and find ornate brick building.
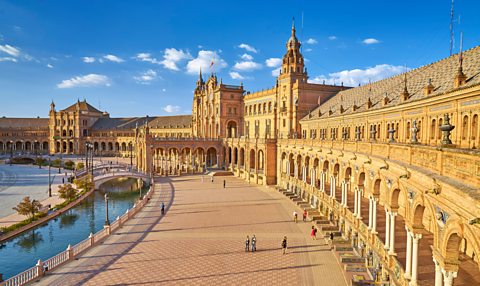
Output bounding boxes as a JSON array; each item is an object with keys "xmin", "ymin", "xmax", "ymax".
[{"xmin": 2, "ymin": 23, "xmax": 480, "ymax": 285}]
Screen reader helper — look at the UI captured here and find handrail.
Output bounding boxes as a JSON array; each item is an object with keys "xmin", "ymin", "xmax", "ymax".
[{"xmin": 2, "ymin": 176, "xmax": 155, "ymax": 286}]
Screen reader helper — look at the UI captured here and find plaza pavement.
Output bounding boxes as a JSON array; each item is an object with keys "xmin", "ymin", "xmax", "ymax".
[
  {"xmin": 35, "ymin": 175, "xmax": 347, "ymax": 286},
  {"xmin": 0, "ymin": 164, "xmax": 70, "ymax": 227}
]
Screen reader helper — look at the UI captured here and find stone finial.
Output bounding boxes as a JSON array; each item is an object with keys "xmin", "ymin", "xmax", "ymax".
[
  {"xmin": 424, "ymin": 78, "xmax": 435, "ymax": 95},
  {"xmin": 440, "ymin": 113, "xmax": 455, "ymax": 146},
  {"xmin": 402, "ymin": 73, "xmax": 410, "ymax": 101},
  {"xmin": 454, "ymin": 32, "xmax": 467, "ymax": 88},
  {"xmin": 383, "ymin": 92, "xmax": 389, "ymax": 106},
  {"xmin": 410, "ymin": 120, "xmax": 419, "ymax": 143},
  {"xmin": 367, "ymin": 97, "xmax": 373, "ymax": 109},
  {"xmin": 340, "ymin": 104, "xmax": 345, "ymax": 114},
  {"xmin": 328, "ymin": 108, "xmax": 333, "ymax": 116}
]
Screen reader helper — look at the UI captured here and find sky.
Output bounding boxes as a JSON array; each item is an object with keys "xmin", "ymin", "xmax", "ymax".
[{"xmin": 1, "ymin": 0, "xmax": 479, "ymax": 118}]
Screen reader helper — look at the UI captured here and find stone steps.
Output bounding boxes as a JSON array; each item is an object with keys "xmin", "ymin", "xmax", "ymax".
[
  {"xmin": 315, "ymin": 219, "xmax": 331, "ymax": 225},
  {"xmin": 345, "ymin": 264, "xmax": 367, "ymax": 273},
  {"xmin": 340, "ymin": 256, "xmax": 365, "ymax": 264}
]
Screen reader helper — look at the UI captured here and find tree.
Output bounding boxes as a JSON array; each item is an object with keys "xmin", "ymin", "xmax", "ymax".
[
  {"xmin": 64, "ymin": 160, "xmax": 75, "ymax": 170},
  {"xmin": 58, "ymin": 184, "xmax": 78, "ymax": 201},
  {"xmin": 74, "ymin": 175, "xmax": 94, "ymax": 193},
  {"xmin": 52, "ymin": 158, "xmax": 62, "ymax": 168},
  {"xmin": 35, "ymin": 157, "xmax": 46, "ymax": 168},
  {"xmin": 76, "ymin": 162, "xmax": 85, "ymax": 170},
  {"xmin": 13, "ymin": 196, "xmax": 43, "ymax": 220}
]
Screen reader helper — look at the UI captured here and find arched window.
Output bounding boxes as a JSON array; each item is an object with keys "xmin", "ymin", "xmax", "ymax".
[
  {"xmin": 437, "ymin": 118, "xmax": 443, "ymax": 139},
  {"xmin": 406, "ymin": 122, "xmax": 411, "ymax": 140},
  {"xmin": 462, "ymin": 115, "xmax": 469, "ymax": 139},
  {"xmin": 431, "ymin": 119, "xmax": 436, "ymax": 139},
  {"xmin": 472, "ymin": 114, "xmax": 478, "ymax": 140}
]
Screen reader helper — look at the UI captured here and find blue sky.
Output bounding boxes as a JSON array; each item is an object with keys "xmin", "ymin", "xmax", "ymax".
[{"xmin": 1, "ymin": 0, "xmax": 479, "ymax": 118}]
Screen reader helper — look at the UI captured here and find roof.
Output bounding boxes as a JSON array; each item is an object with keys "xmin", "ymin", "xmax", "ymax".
[
  {"xmin": 91, "ymin": 115, "xmax": 192, "ymax": 130},
  {"xmin": 0, "ymin": 118, "xmax": 49, "ymax": 129},
  {"xmin": 61, "ymin": 100, "xmax": 104, "ymax": 114},
  {"xmin": 303, "ymin": 45, "xmax": 480, "ymax": 121}
]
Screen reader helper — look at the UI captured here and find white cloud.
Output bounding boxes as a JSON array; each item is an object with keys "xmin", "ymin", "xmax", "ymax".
[
  {"xmin": 0, "ymin": 44, "xmax": 20, "ymax": 57},
  {"xmin": 160, "ymin": 48, "xmax": 192, "ymax": 71},
  {"xmin": 186, "ymin": 50, "xmax": 227, "ymax": 74},
  {"xmin": 134, "ymin": 69, "xmax": 158, "ymax": 84},
  {"xmin": 271, "ymin": 68, "xmax": 280, "ymax": 77},
  {"xmin": 305, "ymin": 38, "xmax": 317, "ymax": 45},
  {"xmin": 233, "ymin": 61, "xmax": 262, "ymax": 71},
  {"xmin": 328, "ymin": 36, "xmax": 337, "ymax": 40},
  {"xmin": 309, "ymin": 64, "xmax": 406, "ymax": 86},
  {"xmin": 162, "ymin": 88, "xmax": 166, "ymax": 92},
  {"xmin": 238, "ymin": 43, "xmax": 257, "ymax": 53},
  {"xmin": 163, "ymin": 105, "xmax": 181, "ymax": 113},
  {"xmin": 47, "ymin": 64, "xmax": 53, "ymax": 68},
  {"xmin": 57, "ymin": 74, "xmax": 111, "ymax": 89},
  {"xmin": 241, "ymin": 53, "xmax": 253, "ymax": 61},
  {"xmin": 305, "ymin": 48, "xmax": 313, "ymax": 52},
  {"xmin": 103, "ymin": 54, "xmax": 124, "ymax": 63},
  {"xmin": 229, "ymin": 71, "xmax": 245, "ymax": 80},
  {"xmin": 0, "ymin": 57, "xmax": 17, "ymax": 62},
  {"xmin": 83, "ymin": 57, "xmax": 95, "ymax": 63},
  {"xmin": 265, "ymin": 58, "xmax": 282, "ymax": 68},
  {"xmin": 362, "ymin": 38, "xmax": 380, "ymax": 45}
]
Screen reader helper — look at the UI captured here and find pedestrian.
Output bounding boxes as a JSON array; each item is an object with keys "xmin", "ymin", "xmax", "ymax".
[
  {"xmin": 62, "ymin": 177, "xmax": 64, "ymax": 184},
  {"xmin": 161, "ymin": 202, "xmax": 165, "ymax": 215},
  {"xmin": 311, "ymin": 226, "xmax": 317, "ymax": 240},
  {"xmin": 245, "ymin": 235, "xmax": 250, "ymax": 252},
  {"xmin": 211, "ymin": 176, "xmax": 214, "ymax": 183},
  {"xmin": 303, "ymin": 209, "xmax": 307, "ymax": 222},
  {"xmin": 330, "ymin": 232, "xmax": 334, "ymax": 242},
  {"xmin": 282, "ymin": 236, "xmax": 287, "ymax": 254},
  {"xmin": 251, "ymin": 235, "xmax": 256, "ymax": 252},
  {"xmin": 223, "ymin": 179, "xmax": 226, "ymax": 188},
  {"xmin": 293, "ymin": 210, "xmax": 298, "ymax": 223}
]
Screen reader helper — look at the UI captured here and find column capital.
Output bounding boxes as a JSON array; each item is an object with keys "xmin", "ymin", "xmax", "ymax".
[{"xmin": 413, "ymin": 233, "xmax": 422, "ymax": 241}]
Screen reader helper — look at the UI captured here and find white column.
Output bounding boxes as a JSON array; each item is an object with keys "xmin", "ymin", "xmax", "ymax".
[
  {"xmin": 404, "ymin": 228, "xmax": 412, "ymax": 279},
  {"xmin": 286, "ymin": 161, "xmax": 290, "ymax": 176},
  {"xmin": 302, "ymin": 166, "xmax": 306, "ymax": 182},
  {"xmin": 368, "ymin": 197, "xmax": 373, "ymax": 229},
  {"xmin": 354, "ymin": 187, "xmax": 358, "ymax": 215},
  {"xmin": 384, "ymin": 208, "xmax": 390, "ymax": 250},
  {"xmin": 311, "ymin": 168, "xmax": 315, "ymax": 186},
  {"xmin": 389, "ymin": 211, "xmax": 397, "ymax": 255},
  {"xmin": 330, "ymin": 175, "xmax": 336, "ymax": 198},
  {"xmin": 372, "ymin": 199, "xmax": 377, "ymax": 233},
  {"xmin": 342, "ymin": 181, "xmax": 346, "ymax": 206},
  {"xmin": 320, "ymin": 172, "xmax": 324, "ymax": 192},
  {"xmin": 411, "ymin": 233, "xmax": 422, "ymax": 285},
  {"xmin": 294, "ymin": 163, "xmax": 298, "ymax": 178},
  {"xmin": 433, "ymin": 258, "xmax": 443, "ymax": 286},
  {"xmin": 442, "ymin": 270, "xmax": 457, "ymax": 286},
  {"xmin": 357, "ymin": 189, "xmax": 362, "ymax": 219}
]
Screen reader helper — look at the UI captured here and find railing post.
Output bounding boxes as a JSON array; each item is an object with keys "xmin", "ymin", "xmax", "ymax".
[
  {"xmin": 89, "ymin": 232, "xmax": 94, "ymax": 246},
  {"xmin": 117, "ymin": 216, "xmax": 121, "ymax": 227},
  {"xmin": 36, "ymin": 259, "xmax": 45, "ymax": 278},
  {"xmin": 104, "ymin": 224, "xmax": 111, "ymax": 235},
  {"xmin": 67, "ymin": 244, "xmax": 74, "ymax": 260},
  {"xmin": 126, "ymin": 208, "xmax": 130, "ymax": 219}
]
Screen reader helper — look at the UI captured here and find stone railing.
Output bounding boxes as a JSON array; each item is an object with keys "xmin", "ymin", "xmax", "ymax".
[
  {"xmin": 279, "ymin": 139, "xmax": 480, "ymax": 188},
  {"xmin": 1, "ymin": 181, "xmax": 155, "ymax": 286}
]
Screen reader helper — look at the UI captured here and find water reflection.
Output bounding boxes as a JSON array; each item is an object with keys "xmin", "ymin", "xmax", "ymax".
[{"xmin": 0, "ymin": 178, "xmax": 147, "ymax": 279}]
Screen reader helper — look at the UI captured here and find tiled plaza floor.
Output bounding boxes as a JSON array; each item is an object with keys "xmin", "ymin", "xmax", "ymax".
[{"xmin": 35, "ymin": 175, "xmax": 347, "ymax": 285}]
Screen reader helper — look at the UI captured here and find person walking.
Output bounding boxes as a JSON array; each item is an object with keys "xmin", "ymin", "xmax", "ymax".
[
  {"xmin": 293, "ymin": 210, "xmax": 298, "ymax": 223},
  {"xmin": 281, "ymin": 236, "xmax": 288, "ymax": 254},
  {"xmin": 311, "ymin": 226, "xmax": 317, "ymax": 240},
  {"xmin": 161, "ymin": 202, "xmax": 165, "ymax": 215},
  {"xmin": 211, "ymin": 176, "xmax": 214, "ymax": 183},
  {"xmin": 245, "ymin": 235, "xmax": 250, "ymax": 252},
  {"xmin": 251, "ymin": 235, "xmax": 256, "ymax": 252},
  {"xmin": 303, "ymin": 209, "xmax": 307, "ymax": 222},
  {"xmin": 330, "ymin": 232, "xmax": 334, "ymax": 242},
  {"xmin": 223, "ymin": 179, "xmax": 226, "ymax": 189}
]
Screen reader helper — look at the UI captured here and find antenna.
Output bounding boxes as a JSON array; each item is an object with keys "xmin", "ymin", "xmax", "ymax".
[
  {"xmin": 449, "ymin": 0, "xmax": 455, "ymax": 56},
  {"xmin": 459, "ymin": 31, "xmax": 464, "ymax": 66},
  {"xmin": 301, "ymin": 11, "xmax": 304, "ymax": 52}
]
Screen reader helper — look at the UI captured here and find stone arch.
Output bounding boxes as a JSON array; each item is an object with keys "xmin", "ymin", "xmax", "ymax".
[
  {"xmin": 412, "ymin": 204, "xmax": 425, "ymax": 228},
  {"xmin": 233, "ymin": 147, "xmax": 238, "ymax": 165},
  {"xmin": 323, "ymin": 160, "xmax": 329, "ymax": 172},
  {"xmin": 373, "ymin": 178, "xmax": 381, "ymax": 196},
  {"xmin": 288, "ymin": 153, "xmax": 294, "ymax": 176},
  {"xmin": 296, "ymin": 154, "xmax": 302, "ymax": 178},
  {"xmin": 227, "ymin": 146, "xmax": 232, "ymax": 165},
  {"xmin": 227, "ymin": 120, "xmax": 238, "ymax": 138},
  {"xmin": 101, "ymin": 142, "xmax": 106, "ymax": 151},
  {"xmin": 121, "ymin": 142, "xmax": 127, "ymax": 151},
  {"xmin": 25, "ymin": 141, "xmax": 31, "ymax": 151},
  {"xmin": 249, "ymin": 149, "xmax": 256, "ymax": 169},
  {"xmin": 333, "ymin": 162, "xmax": 340, "ymax": 177},
  {"xmin": 257, "ymin": 149, "xmax": 264, "ymax": 170},
  {"xmin": 239, "ymin": 148, "xmax": 245, "ymax": 167},
  {"xmin": 43, "ymin": 142, "xmax": 48, "ymax": 151},
  {"xmin": 344, "ymin": 166, "xmax": 352, "ymax": 181},
  {"xmin": 358, "ymin": 172, "xmax": 366, "ymax": 187}
]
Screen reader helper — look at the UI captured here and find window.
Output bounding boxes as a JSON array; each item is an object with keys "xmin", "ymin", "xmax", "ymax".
[{"xmin": 283, "ymin": 119, "xmax": 286, "ymax": 127}]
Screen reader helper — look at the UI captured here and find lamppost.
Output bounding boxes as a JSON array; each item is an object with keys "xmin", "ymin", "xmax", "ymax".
[
  {"xmin": 48, "ymin": 155, "xmax": 52, "ymax": 197},
  {"xmin": 104, "ymin": 193, "xmax": 110, "ymax": 226},
  {"xmin": 9, "ymin": 140, "xmax": 13, "ymax": 166},
  {"xmin": 129, "ymin": 143, "xmax": 133, "ymax": 171}
]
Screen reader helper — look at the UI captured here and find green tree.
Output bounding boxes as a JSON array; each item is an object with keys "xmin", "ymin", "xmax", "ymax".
[
  {"xmin": 13, "ymin": 196, "xmax": 43, "ymax": 220},
  {"xmin": 64, "ymin": 160, "xmax": 75, "ymax": 170},
  {"xmin": 76, "ymin": 162, "xmax": 85, "ymax": 170},
  {"xmin": 35, "ymin": 157, "xmax": 46, "ymax": 168},
  {"xmin": 52, "ymin": 158, "xmax": 62, "ymax": 167},
  {"xmin": 58, "ymin": 184, "xmax": 78, "ymax": 201},
  {"xmin": 74, "ymin": 175, "xmax": 94, "ymax": 193}
]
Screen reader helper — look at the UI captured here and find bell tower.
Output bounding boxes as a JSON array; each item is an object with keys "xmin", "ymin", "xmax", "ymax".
[{"xmin": 278, "ymin": 19, "xmax": 307, "ymax": 83}]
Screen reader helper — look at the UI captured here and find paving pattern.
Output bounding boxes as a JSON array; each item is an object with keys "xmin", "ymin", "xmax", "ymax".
[{"xmin": 35, "ymin": 175, "xmax": 347, "ymax": 285}]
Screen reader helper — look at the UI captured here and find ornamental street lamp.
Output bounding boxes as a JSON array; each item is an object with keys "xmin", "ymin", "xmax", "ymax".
[
  {"xmin": 9, "ymin": 141, "xmax": 13, "ymax": 166},
  {"xmin": 48, "ymin": 155, "xmax": 52, "ymax": 197},
  {"xmin": 104, "ymin": 193, "xmax": 110, "ymax": 226},
  {"xmin": 129, "ymin": 144, "xmax": 133, "ymax": 171}
]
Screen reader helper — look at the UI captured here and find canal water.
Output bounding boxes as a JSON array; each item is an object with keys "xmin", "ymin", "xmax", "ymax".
[{"xmin": 0, "ymin": 178, "xmax": 147, "ymax": 279}]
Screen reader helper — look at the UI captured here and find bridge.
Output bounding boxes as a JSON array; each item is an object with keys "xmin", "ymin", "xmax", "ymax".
[{"xmin": 92, "ymin": 170, "xmax": 151, "ymax": 189}]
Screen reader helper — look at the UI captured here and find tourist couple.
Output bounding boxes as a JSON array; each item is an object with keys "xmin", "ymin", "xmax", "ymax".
[{"xmin": 245, "ymin": 235, "xmax": 257, "ymax": 252}]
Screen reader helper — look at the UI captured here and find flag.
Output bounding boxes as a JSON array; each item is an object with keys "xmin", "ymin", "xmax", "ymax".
[{"xmin": 210, "ymin": 60, "xmax": 214, "ymax": 68}]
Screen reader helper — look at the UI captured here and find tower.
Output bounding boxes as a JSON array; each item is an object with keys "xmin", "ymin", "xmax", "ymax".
[{"xmin": 278, "ymin": 19, "xmax": 307, "ymax": 83}]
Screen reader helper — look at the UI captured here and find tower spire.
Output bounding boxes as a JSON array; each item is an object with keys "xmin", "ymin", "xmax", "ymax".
[{"xmin": 291, "ymin": 17, "xmax": 296, "ymax": 36}]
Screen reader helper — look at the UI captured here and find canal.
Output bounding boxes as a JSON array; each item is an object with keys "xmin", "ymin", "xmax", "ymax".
[{"xmin": 0, "ymin": 177, "xmax": 147, "ymax": 279}]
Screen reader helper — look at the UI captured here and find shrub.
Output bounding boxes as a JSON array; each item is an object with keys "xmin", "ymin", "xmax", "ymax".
[
  {"xmin": 76, "ymin": 162, "xmax": 85, "ymax": 170},
  {"xmin": 58, "ymin": 184, "xmax": 78, "ymax": 201},
  {"xmin": 64, "ymin": 160, "xmax": 75, "ymax": 170},
  {"xmin": 51, "ymin": 158, "xmax": 62, "ymax": 167}
]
